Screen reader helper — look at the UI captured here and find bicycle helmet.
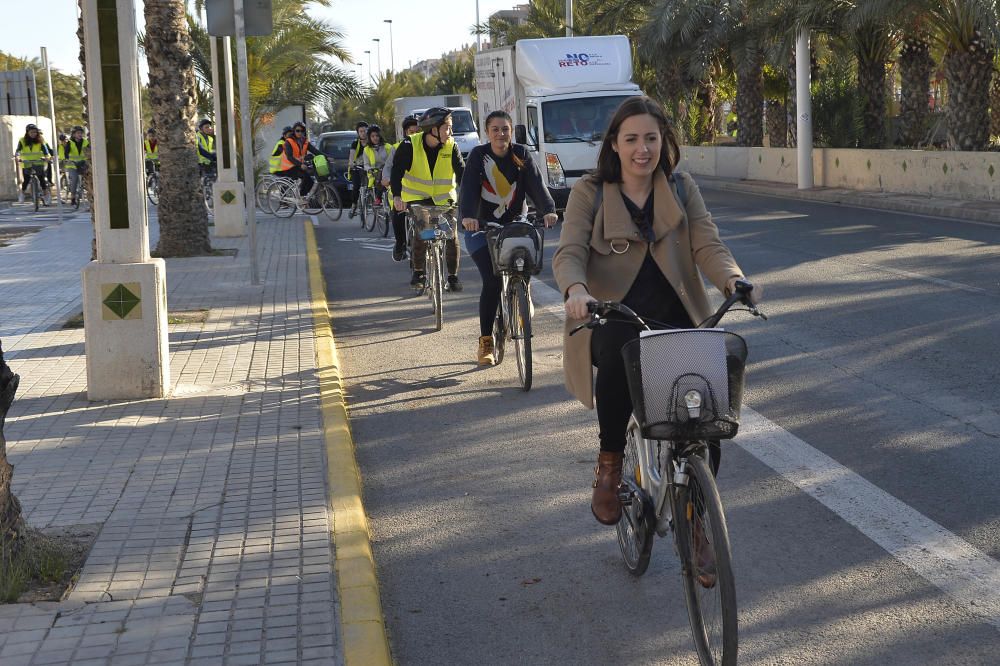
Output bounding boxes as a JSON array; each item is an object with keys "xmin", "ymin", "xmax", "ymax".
[
  {"xmin": 418, "ymin": 107, "xmax": 451, "ymax": 129},
  {"xmin": 402, "ymin": 115, "xmax": 419, "ymax": 132},
  {"xmin": 292, "ymin": 121, "xmax": 306, "ymax": 133},
  {"xmin": 147, "ymin": 128, "xmax": 156, "ymax": 134},
  {"xmin": 25, "ymin": 123, "xmax": 38, "ymax": 131},
  {"xmin": 198, "ymin": 118, "xmax": 212, "ymax": 129},
  {"xmin": 282, "ymin": 125, "xmax": 293, "ymax": 134},
  {"xmin": 58, "ymin": 133, "xmax": 68, "ymax": 142},
  {"xmin": 355, "ymin": 121, "xmax": 369, "ymax": 130},
  {"xmin": 71, "ymin": 126, "xmax": 84, "ymax": 133}
]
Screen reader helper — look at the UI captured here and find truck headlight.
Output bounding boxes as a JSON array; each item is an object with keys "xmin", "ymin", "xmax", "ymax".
[{"xmin": 545, "ymin": 153, "xmax": 566, "ymax": 188}]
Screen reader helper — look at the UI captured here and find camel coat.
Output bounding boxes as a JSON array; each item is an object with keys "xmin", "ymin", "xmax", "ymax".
[{"xmin": 552, "ymin": 170, "xmax": 744, "ymax": 409}]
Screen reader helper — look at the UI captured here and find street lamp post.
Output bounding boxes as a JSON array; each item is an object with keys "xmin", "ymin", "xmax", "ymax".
[
  {"xmin": 373, "ymin": 38, "xmax": 381, "ymax": 75},
  {"xmin": 476, "ymin": 0, "xmax": 481, "ymax": 50},
  {"xmin": 364, "ymin": 50, "xmax": 371, "ymax": 83},
  {"xmin": 384, "ymin": 20, "xmax": 394, "ymax": 72}
]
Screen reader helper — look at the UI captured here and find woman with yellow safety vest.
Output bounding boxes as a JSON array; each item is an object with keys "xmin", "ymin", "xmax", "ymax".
[
  {"xmin": 61, "ymin": 126, "xmax": 90, "ymax": 206},
  {"xmin": 269, "ymin": 126, "xmax": 294, "ymax": 174},
  {"xmin": 347, "ymin": 120, "xmax": 368, "ymax": 218},
  {"xmin": 143, "ymin": 128, "xmax": 159, "ymax": 175},
  {"xmin": 196, "ymin": 119, "xmax": 217, "ymax": 179},
  {"xmin": 278, "ymin": 121, "xmax": 322, "ymax": 196},
  {"xmin": 14, "ymin": 124, "xmax": 52, "ymax": 203},
  {"xmin": 362, "ymin": 125, "xmax": 390, "ymax": 205},
  {"xmin": 390, "ymin": 107, "xmax": 466, "ymax": 292}
]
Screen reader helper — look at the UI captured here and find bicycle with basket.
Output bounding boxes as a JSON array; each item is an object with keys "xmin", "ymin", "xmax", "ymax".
[
  {"xmin": 485, "ymin": 215, "xmax": 545, "ymax": 391},
  {"xmin": 571, "ymin": 280, "xmax": 766, "ymax": 666}
]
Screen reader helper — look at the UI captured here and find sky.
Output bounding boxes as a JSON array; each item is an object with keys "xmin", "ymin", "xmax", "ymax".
[{"xmin": 0, "ymin": 0, "xmax": 521, "ymax": 82}]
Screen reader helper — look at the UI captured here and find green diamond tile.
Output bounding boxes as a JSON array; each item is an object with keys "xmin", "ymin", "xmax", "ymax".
[
  {"xmin": 221, "ymin": 189, "xmax": 236, "ymax": 204},
  {"xmin": 103, "ymin": 283, "xmax": 141, "ymax": 319}
]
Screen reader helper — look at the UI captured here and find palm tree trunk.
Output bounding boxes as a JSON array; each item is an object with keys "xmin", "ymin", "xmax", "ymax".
[
  {"xmin": 856, "ymin": 34, "xmax": 888, "ymax": 149},
  {"xmin": 735, "ymin": 57, "xmax": 764, "ymax": 147},
  {"xmin": 767, "ymin": 100, "xmax": 788, "ymax": 148},
  {"xmin": 0, "ymin": 341, "xmax": 24, "ymax": 558},
  {"xmin": 144, "ymin": 0, "xmax": 211, "ymax": 257},
  {"xmin": 943, "ymin": 39, "xmax": 995, "ymax": 151},
  {"xmin": 898, "ymin": 38, "xmax": 934, "ymax": 147},
  {"xmin": 787, "ymin": 59, "xmax": 796, "ymax": 148},
  {"xmin": 990, "ymin": 67, "xmax": 1000, "ymax": 140},
  {"xmin": 695, "ymin": 80, "xmax": 716, "ymax": 144}
]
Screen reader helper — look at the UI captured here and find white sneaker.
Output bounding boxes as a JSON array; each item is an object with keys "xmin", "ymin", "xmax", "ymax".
[{"xmin": 17, "ymin": 190, "xmax": 24, "ymax": 203}]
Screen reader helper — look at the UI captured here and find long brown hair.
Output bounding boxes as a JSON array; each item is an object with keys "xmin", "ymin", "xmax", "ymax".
[{"xmin": 592, "ymin": 96, "xmax": 680, "ymax": 184}]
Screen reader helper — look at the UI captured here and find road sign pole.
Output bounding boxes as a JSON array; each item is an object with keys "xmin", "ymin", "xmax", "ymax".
[
  {"xmin": 234, "ymin": 0, "xmax": 260, "ymax": 285},
  {"xmin": 40, "ymin": 47, "xmax": 63, "ymax": 224}
]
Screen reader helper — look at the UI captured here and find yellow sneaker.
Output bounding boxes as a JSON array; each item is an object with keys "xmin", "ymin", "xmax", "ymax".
[{"xmin": 477, "ymin": 336, "xmax": 495, "ymax": 366}]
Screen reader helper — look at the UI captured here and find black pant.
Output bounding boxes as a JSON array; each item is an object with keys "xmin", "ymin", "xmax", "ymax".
[
  {"xmin": 469, "ymin": 245, "xmax": 501, "ymax": 336},
  {"xmin": 590, "ymin": 322, "xmax": 721, "ymax": 472},
  {"xmin": 392, "ymin": 210, "xmax": 406, "ymax": 245},
  {"xmin": 21, "ymin": 165, "xmax": 47, "ymax": 190},
  {"xmin": 279, "ymin": 167, "xmax": 313, "ymax": 196},
  {"xmin": 351, "ymin": 168, "xmax": 364, "ymax": 206}
]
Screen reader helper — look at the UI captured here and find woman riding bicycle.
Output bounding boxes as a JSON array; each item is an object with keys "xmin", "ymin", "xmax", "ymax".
[
  {"xmin": 14, "ymin": 124, "xmax": 52, "ymax": 203},
  {"xmin": 459, "ymin": 110, "xmax": 557, "ymax": 366},
  {"xmin": 362, "ymin": 125, "xmax": 390, "ymax": 206},
  {"xmin": 278, "ymin": 121, "xmax": 322, "ymax": 196},
  {"xmin": 552, "ymin": 96, "xmax": 761, "ymax": 526}
]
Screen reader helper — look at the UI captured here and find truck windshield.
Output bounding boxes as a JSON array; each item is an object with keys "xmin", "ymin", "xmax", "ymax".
[
  {"xmin": 542, "ymin": 96, "xmax": 633, "ymax": 143},
  {"xmin": 451, "ymin": 110, "xmax": 477, "ymax": 134}
]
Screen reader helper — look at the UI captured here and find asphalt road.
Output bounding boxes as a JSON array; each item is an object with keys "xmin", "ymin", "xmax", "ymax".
[{"xmin": 316, "ymin": 189, "xmax": 1000, "ymax": 666}]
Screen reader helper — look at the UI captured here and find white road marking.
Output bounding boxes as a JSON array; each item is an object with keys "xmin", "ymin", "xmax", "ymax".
[{"xmin": 529, "ymin": 277, "xmax": 1000, "ymax": 629}]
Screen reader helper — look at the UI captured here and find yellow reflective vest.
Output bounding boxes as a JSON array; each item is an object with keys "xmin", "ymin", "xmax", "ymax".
[
  {"xmin": 17, "ymin": 138, "xmax": 47, "ymax": 166},
  {"xmin": 400, "ymin": 133, "xmax": 457, "ymax": 205},
  {"xmin": 143, "ymin": 139, "xmax": 158, "ymax": 161},
  {"xmin": 63, "ymin": 139, "xmax": 89, "ymax": 169},
  {"xmin": 197, "ymin": 132, "xmax": 215, "ymax": 165},
  {"xmin": 363, "ymin": 144, "xmax": 392, "ymax": 187},
  {"xmin": 269, "ymin": 139, "xmax": 285, "ymax": 174}
]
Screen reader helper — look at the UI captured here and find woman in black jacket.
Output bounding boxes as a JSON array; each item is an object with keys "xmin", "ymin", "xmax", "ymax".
[{"xmin": 459, "ymin": 110, "xmax": 557, "ymax": 366}]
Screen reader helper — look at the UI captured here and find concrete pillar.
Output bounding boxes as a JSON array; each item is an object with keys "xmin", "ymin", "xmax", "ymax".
[
  {"xmin": 210, "ymin": 36, "xmax": 247, "ymax": 237},
  {"xmin": 796, "ymin": 30, "xmax": 814, "ymax": 190},
  {"xmin": 80, "ymin": 0, "xmax": 169, "ymax": 400}
]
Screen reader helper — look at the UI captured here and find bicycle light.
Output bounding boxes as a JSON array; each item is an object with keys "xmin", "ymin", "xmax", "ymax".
[{"xmin": 684, "ymin": 390, "xmax": 702, "ymax": 419}]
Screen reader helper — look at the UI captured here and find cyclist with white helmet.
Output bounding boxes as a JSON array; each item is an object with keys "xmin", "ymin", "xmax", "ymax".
[{"xmin": 390, "ymin": 107, "xmax": 466, "ymax": 291}]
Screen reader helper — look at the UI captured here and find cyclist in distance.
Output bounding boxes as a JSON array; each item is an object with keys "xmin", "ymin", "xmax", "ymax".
[
  {"xmin": 362, "ymin": 125, "xmax": 390, "ymax": 206},
  {"xmin": 196, "ymin": 118, "xmax": 217, "ymax": 180},
  {"xmin": 14, "ymin": 123, "xmax": 52, "ymax": 203},
  {"xmin": 144, "ymin": 128, "xmax": 159, "ymax": 175},
  {"xmin": 391, "ymin": 107, "xmax": 466, "ymax": 292},
  {"xmin": 348, "ymin": 120, "xmax": 369, "ymax": 218},
  {"xmin": 552, "ymin": 96, "xmax": 760, "ymax": 527},
  {"xmin": 459, "ymin": 110, "xmax": 557, "ymax": 366},
  {"xmin": 278, "ymin": 121, "xmax": 322, "ymax": 196},
  {"xmin": 269, "ymin": 126, "xmax": 294, "ymax": 174},
  {"xmin": 61, "ymin": 126, "xmax": 90, "ymax": 206},
  {"xmin": 385, "ymin": 115, "xmax": 420, "ymax": 261}
]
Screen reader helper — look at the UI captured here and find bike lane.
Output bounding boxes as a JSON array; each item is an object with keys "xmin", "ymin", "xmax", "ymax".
[{"xmin": 315, "ymin": 204, "xmax": 1000, "ymax": 664}]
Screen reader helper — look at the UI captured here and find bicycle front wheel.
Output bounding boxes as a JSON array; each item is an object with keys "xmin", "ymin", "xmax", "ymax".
[
  {"xmin": 146, "ymin": 173, "xmax": 159, "ymax": 206},
  {"xmin": 322, "ymin": 184, "xmax": 343, "ymax": 221},
  {"xmin": 362, "ymin": 191, "xmax": 376, "ymax": 231},
  {"xmin": 429, "ymin": 245, "xmax": 443, "ymax": 330},
  {"xmin": 512, "ymin": 279, "xmax": 532, "ymax": 391},
  {"xmin": 675, "ymin": 453, "xmax": 738, "ymax": 666},
  {"xmin": 255, "ymin": 178, "xmax": 271, "ymax": 212},
  {"xmin": 31, "ymin": 177, "xmax": 40, "ymax": 212},
  {"xmin": 378, "ymin": 202, "xmax": 390, "ymax": 237},
  {"xmin": 616, "ymin": 417, "xmax": 656, "ymax": 576}
]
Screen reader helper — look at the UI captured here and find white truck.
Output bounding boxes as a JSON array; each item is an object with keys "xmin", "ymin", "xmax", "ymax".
[
  {"xmin": 392, "ymin": 94, "xmax": 479, "ymax": 158},
  {"xmin": 474, "ymin": 35, "xmax": 643, "ymax": 208}
]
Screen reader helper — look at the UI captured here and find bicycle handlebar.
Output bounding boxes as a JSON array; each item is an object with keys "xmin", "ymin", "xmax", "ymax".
[{"xmin": 569, "ymin": 279, "xmax": 766, "ymax": 337}]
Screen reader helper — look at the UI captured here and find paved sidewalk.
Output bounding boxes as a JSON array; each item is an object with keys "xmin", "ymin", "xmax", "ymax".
[
  {"xmin": 1, "ymin": 213, "xmax": 344, "ymax": 665},
  {"xmin": 696, "ymin": 175, "xmax": 1000, "ymax": 225}
]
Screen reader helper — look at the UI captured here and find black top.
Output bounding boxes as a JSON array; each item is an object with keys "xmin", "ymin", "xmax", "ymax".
[
  {"xmin": 620, "ymin": 192, "xmax": 693, "ymax": 329},
  {"xmin": 458, "ymin": 143, "xmax": 555, "ymax": 224},
  {"xmin": 389, "ymin": 134, "xmax": 466, "ymax": 199}
]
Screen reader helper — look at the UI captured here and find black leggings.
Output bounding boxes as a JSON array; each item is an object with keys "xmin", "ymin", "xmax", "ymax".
[
  {"xmin": 469, "ymin": 245, "xmax": 501, "ymax": 337},
  {"xmin": 351, "ymin": 168, "xmax": 363, "ymax": 206},
  {"xmin": 392, "ymin": 210, "xmax": 406, "ymax": 244},
  {"xmin": 590, "ymin": 322, "xmax": 720, "ymax": 472}
]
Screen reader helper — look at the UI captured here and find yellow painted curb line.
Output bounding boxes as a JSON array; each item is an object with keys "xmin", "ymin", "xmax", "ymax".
[{"xmin": 304, "ymin": 221, "xmax": 392, "ymax": 666}]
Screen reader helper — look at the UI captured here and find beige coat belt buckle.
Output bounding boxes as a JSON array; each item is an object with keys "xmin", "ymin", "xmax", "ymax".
[{"xmin": 609, "ymin": 239, "xmax": 630, "ymax": 254}]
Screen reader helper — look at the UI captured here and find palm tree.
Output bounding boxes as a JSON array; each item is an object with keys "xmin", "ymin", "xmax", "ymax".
[
  {"xmin": 434, "ymin": 49, "xmax": 475, "ymax": 95},
  {"xmin": 144, "ymin": 0, "xmax": 211, "ymax": 257},
  {"xmin": 0, "ymin": 341, "xmax": 23, "ymax": 561},
  {"xmin": 898, "ymin": 36, "xmax": 935, "ymax": 145},
  {"xmin": 991, "ymin": 56, "xmax": 1000, "ymax": 139}
]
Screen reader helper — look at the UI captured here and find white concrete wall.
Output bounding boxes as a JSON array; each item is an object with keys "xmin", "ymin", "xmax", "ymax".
[
  {"xmin": 1, "ymin": 115, "xmax": 55, "ymax": 200},
  {"xmin": 678, "ymin": 145, "xmax": 1000, "ymax": 201}
]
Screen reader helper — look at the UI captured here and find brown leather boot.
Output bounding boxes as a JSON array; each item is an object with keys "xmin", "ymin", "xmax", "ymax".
[{"xmin": 591, "ymin": 451, "xmax": 624, "ymax": 525}]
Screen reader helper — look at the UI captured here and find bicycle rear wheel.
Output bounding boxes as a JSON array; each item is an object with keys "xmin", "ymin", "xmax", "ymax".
[
  {"xmin": 616, "ymin": 417, "xmax": 656, "ymax": 576},
  {"xmin": 202, "ymin": 177, "xmax": 214, "ymax": 214},
  {"xmin": 255, "ymin": 178, "xmax": 271, "ymax": 211},
  {"xmin": 492, "ymin": 300, "xmax": 506, "ymax": 366},
  {"xmin": 146, "ymin": 173, "xmax": 159, "ymax": 206},
  {"xmin": 322, "ymin": 184, "xmax": 343, "ymax": 221},
  {"xmin": 268, "ymin": 181, "xmax": 296, "ymax": 218},
  {"xmin": 675, "ymin": 453, "xmax": 738, "ymax": 666},
  {"xmin": 512, "ymin": 279, "xmax": 532, "ymax": 391}
]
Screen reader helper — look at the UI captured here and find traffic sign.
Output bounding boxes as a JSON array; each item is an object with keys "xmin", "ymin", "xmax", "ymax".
[{"xmin": 205, "ymin": 0, "xmax": 273, "ymax": 37}]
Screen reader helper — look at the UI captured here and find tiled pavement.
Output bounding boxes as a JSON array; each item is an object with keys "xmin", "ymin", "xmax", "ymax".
[{"xmin": 0, "ymin": 210, "xmax": 343, "ymax": 665}]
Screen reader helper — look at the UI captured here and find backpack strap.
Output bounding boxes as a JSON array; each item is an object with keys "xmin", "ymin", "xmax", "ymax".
[{"xmin": 669, "ymin": 171, "xmax": 689, "ymax": 212}]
